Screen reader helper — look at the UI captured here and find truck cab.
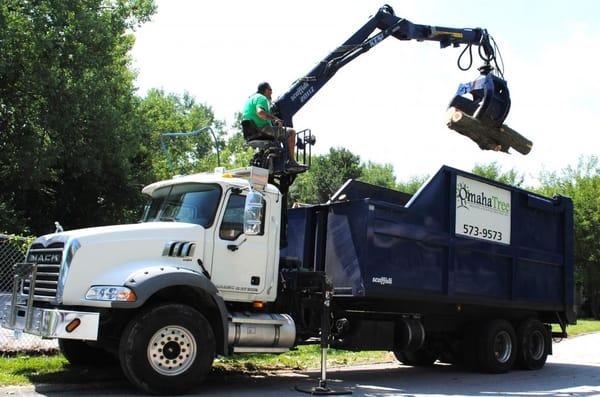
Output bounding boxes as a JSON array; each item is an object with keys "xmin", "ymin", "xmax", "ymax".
[
  {"xmin": 140, "ymin": 168, "xmax": 282, "ymax": 303},
  {"xmin": 2, "ymin": 167, "xmax": 297, "ymax": 394}
]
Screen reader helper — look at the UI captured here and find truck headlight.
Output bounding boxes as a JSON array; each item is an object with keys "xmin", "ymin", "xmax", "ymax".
[{"xmin": 85, "ymin": 286, "xmax": 136, "ymax": 302}]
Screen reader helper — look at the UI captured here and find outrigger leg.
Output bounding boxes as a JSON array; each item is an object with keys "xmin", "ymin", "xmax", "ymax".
[{"xmin": 295, "ymin": 279, "xmax": 352, "ymax": 396}]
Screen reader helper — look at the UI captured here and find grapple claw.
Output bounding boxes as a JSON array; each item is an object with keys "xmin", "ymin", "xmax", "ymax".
[{"xmin": 449, "ymin": 69, "xmax": 511, "ymax": 128}]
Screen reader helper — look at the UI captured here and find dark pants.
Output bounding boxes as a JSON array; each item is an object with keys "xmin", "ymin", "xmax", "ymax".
[{"xmin": 258, "ymin": 125, "xmax": 292, "ymax": 141}]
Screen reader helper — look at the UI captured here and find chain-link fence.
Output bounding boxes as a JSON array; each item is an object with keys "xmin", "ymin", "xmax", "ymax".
[{"xmin": 0, "ymin": 234, "xmax": 58, "ymax": 352}]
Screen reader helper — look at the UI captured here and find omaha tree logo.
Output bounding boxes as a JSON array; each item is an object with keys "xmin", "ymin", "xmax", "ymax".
[
  {"xmin": 456, "ymin": 182, "xmax": 470, "ymax": 209},
  {"xmin": 456, "ymin": 182, "xmax": 510, "ymax": 215}
]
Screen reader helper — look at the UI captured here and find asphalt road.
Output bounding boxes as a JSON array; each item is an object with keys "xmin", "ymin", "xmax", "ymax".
[{"xmin": 2, "ymin": 332, "xmax": 600, "ymax": 397}]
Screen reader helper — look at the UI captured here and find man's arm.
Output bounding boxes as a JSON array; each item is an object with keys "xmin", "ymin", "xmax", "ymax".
[
  {"xmin": 255, "ymin": 96, "xmax": 282, "ymax": 126},
  {"xmin": 256, "ymin": 106, "xmax": 282, "ymax": 126}
]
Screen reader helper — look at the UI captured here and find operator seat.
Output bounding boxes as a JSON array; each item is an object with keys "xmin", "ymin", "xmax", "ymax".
[{"xmin": 241, "ymin": 120, "xmax": 275, "ymax": 150}]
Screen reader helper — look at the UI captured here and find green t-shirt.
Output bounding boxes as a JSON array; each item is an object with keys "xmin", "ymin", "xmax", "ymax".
[{"xmin": 242, "ymin": 93, "xmax": 271, "ymax": 128}]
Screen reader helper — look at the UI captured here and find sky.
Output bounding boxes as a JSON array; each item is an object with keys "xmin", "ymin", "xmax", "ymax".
[{"xmin": 131, "ymin": 0, "xmax": 600, "ymax": 184}]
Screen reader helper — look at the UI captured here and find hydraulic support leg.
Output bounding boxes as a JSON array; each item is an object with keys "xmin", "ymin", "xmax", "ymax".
[{"xmin": 296, "ymin": 279, "xmax": 351, "ymax": 395}]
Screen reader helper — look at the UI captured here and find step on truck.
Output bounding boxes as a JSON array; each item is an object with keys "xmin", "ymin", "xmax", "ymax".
[{"xmin": 1, "ymin": 165, "xmax": 574, "ymax": 394}]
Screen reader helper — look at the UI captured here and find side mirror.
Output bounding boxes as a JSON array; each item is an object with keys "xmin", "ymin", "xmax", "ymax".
[{"xmin": 244, "ymin": 190, "xmax": 264, "ymax": 235}]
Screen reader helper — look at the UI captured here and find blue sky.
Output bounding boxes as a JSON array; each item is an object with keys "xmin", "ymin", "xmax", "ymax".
[{"xmin": 132, "ymin": 0, "xmax": 600, "ymax": 184}]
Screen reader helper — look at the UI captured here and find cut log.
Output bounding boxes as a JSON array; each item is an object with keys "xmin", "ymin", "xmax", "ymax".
[{"xmin": 446, "ymin": 107, "xmax": 533, "ymax": 155}]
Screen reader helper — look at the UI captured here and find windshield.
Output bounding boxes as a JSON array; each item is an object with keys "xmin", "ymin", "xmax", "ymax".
[{"xmin": 141, "ymin": 183, "xmax": 222, "ymax": 227}]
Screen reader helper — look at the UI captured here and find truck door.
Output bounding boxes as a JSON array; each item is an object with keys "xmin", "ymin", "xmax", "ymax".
[{"xmin": 211, "ymin": 189, "xmax": 270, "ymax": 298}]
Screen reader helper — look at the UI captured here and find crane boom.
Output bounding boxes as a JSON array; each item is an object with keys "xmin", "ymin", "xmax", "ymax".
[{"xmin": 271, "ymin": 4, "xmax": 505, "ymax": 128}]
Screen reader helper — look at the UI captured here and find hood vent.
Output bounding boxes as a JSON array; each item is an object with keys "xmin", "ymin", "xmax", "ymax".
[{"xmin": 162, "ymin": 241, "xmax": 196, "ymax": 258}]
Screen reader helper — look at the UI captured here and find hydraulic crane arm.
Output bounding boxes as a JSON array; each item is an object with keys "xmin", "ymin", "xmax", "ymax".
[
  {"xmin": 251, "ymin": 5, "xmax": 527, "ymax": 248},
  {"xmin": 272, "ymin": 4, "xmax": 505, "ymax": 128}
]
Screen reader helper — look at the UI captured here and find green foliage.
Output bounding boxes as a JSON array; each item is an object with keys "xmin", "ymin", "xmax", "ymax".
[
  {"xmin": 359, "ymin": 162, "xmax": 397, "ymax": 189},
  {"xmin": 396, "ymin": 175, "xmax": 430, "ymax": 195},
  {"xmin": 3, "ymin": 234, "xmax": 35, "ymax": 254},
  {"xmin": 135, "ymin": 89, "xmax": 226, "ymax": 180},
  {"xmin": 0, "ymin": 0, "xmax": 156, "ymax": 235},
  {"xmin": 537, "ymin": 156, "xmax": 600, "ymax": 293},
  {"xmin": 290, "ymin": 147, "xmax": 423, "ymax": 204},
  {"xmin": 291, "ymin": 147, "xmax": 362, "ymax": 204},
  {"xmin": 471, "ymin": 161, "xmax": 525, "ymax": 187}
]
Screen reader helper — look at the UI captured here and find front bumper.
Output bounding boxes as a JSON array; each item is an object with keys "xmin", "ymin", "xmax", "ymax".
[
  {"xmin": 1, "ymin": 303, "xmax": 100, "ymax": 341},
  {"xmin": 1, "ymin": 262, "xmax": 99, "ymax": 341}
]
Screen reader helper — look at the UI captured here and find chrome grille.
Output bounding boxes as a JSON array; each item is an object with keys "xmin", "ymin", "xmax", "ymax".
[{"xmin": 22, "ymin": 242, "xmax": 64, "ymax": 301}]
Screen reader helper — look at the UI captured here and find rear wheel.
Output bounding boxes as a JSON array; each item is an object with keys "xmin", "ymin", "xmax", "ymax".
[
  {"xmin": 119, "ymin": 303, "xmax": 215, "ymax": 395},
  {"xmin": 59, "ymin": 339, "xmax": 117, "ymax": 367},
  {"xmin": 516, "ymin": 318, "xmax": 550, "ymax": 370},
  {"xmin": 475, "ymin": 319, "xmax": 517, "ymax": 373},
  {"xmin": 394, "ymin": 348, "xmax": 438, "ymax": 366}
]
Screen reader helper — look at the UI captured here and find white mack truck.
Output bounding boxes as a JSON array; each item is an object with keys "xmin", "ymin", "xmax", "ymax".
[{"xmin": 4, "ymin": 167, "xmax": 295, "ymax": 394}]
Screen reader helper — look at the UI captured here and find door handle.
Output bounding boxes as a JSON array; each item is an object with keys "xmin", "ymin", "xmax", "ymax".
[{"xmin": 227, "ymin": 238, "xmax": 247, "ymax": 252}]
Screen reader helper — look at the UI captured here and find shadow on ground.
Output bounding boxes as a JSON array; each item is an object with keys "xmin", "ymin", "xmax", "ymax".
[{"xmin": 30, "ymin": 361, "xmax": 600, "ymax": 397}]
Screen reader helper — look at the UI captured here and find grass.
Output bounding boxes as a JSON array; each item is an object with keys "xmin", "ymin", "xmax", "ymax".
[
  {"xmin": 552, "ymin": 318, "xmax": 600, "ymax": 336},
  {"xmin": 0, "ymin": 355, "xmax": 67, "ymax": 386},
  {"xmin": 214, "ymin": 344, "xmax": 393, "ymax": 372},
  {"xmin": 0, "ymin": 345, "xmax": 391, "ymax": 387},
  {"xmin": 0, "ymin": 354, "xmax": 123, "ymax": 387},
  {"xmin": 0, "ymin": 319, "xmax": 598, "ymax": 387}
]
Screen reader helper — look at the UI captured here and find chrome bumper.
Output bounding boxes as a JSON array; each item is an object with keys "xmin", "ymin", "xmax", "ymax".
[
  {"xmin": 1, "ymin": 304, "xmax": 99, "ymax": 341},
  {"xmin": 1, "ymin": 262, "xmax": 99, "ymax": 340}
]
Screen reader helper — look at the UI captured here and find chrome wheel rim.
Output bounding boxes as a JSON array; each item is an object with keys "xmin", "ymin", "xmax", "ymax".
[
  {"xmin": 529, "ymin": 330, "xmax": 545, "ymax": 361},
  {"xmin": 147, "ymin": 325, "xmax": 197, "ymax": 376},
  {"xmin": 493, "ymin": 330, "xmax": 512, "ymax": 363}
]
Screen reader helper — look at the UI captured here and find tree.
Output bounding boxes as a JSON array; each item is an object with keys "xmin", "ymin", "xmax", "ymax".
[
  {"xmin": 135, "ymin": 89, "xmax": 226, "ymax": 181},
  {"xmin": 471, "ymin": 162, "xmax": 525, "ymax": 187},
  {"xmin": 396, "ymin": 175, "xmax": 430, "ymax": 195},
  {"xmin": 537, "ymin": 156, "xmax": 600, "ymax": 317},
  {"xmin": 0, "ymin": 0, "xmax": 155, "ymax": 235},
  {"xmin": 359, "ymin": 162, "xmax": 396, "ymax": 189},
  {"xmin": 290, "ymin": 147, "xmax": 362, "ymax": 204}
]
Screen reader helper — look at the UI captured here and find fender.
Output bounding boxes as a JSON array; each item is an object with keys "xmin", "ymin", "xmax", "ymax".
[{"xmin": 112, "ymin": 265, "xmax": 229, "ymax": 354}]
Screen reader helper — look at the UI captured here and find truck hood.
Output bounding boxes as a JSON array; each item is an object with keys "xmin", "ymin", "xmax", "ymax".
[
  {"xmin": 36, "ymin": 222, "xmax": 204, "ymax": 246},
  {"xmin": 33, "ymin": 222, "xmax": 207, "ymax": 306}
]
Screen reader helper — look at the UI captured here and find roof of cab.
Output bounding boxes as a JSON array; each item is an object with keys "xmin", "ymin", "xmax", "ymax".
[{"xmin": 141, "ymin": 172, "xmax": 279, "ymax": 196}]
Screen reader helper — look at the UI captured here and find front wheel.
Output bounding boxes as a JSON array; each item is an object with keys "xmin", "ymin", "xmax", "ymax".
[{"xmin": 119, "ymin": 304, "xmax": 215, "ymax": 395}]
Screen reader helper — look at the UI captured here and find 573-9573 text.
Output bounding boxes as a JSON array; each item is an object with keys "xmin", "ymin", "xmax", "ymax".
[{"xmin": 462, "ymin": 224, "xmax": 503, "ymax": 241}]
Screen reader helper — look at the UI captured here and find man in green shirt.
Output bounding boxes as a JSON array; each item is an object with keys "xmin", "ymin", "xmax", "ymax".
[{"xmin": 242, "ymin": 82, "xmax": 299, "ymax": 168}]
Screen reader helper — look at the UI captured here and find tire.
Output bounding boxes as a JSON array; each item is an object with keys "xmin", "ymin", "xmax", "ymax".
[
  {"xmin": 119, "ymin": 304, "xmax": 215, "ymax": 395},
  {"xmin": 59, "ymin": 339, "xmax": 117, "ymax": 367},
  {"xmin": 516, "ymin": 318, "xmax": 550, "ymax": 370},
  {"xmin": 394, "ymin": 348, "xmax": 438, "ymax": 366},
  {"xmin": 475, "ymin": 319, "xmax": 517, "ymax": 373}
]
